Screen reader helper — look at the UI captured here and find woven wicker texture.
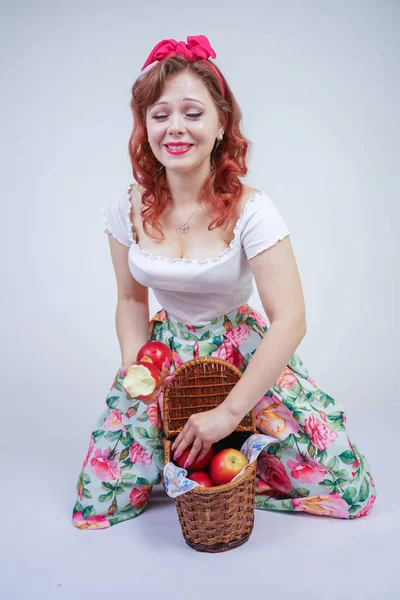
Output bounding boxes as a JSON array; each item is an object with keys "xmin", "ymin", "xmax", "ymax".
[
  {"xmin": 163, "ymin": 356, "xmax": 257, "ymax": 553},
  {"xmin": 163, "ymin": 356, "xmax": 255, "ymax": 439}
]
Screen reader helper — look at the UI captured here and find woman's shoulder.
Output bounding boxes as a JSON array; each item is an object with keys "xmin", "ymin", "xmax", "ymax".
[
  {"xmin": 231, "ymin": 185, "xmax": 263, "ymax": 221},
  {"xmin": 242, "ymin": 185, "xmax": 263, "ymax": 202},
  {"xmin": 127, "ymin": 182, "xmax": 143, "ymax": 210},
  {"xmin": 239, "ymin": 186, "xmax": 291, "ymax": 260},
  {"xmin": 125, "ymin": 182, "xmax": 142, "ymax": 242},
  {"xmin": 243, "ymin": 184, "xmax": 262, "ymax": 196},
  {"xmin": 234, "ymin": 185, "xmax": 264, "ymax": 220}
]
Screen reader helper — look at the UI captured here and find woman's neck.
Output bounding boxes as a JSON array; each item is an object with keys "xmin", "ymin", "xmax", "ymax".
[{"xmin": 165, "ymin": 162, "xmax": 211, "ymax": 209}]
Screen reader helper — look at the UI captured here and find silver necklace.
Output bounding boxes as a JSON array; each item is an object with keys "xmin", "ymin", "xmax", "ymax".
[{"xmin": 172, "ymin": 200, "xmax": 201, "ymax": 234}]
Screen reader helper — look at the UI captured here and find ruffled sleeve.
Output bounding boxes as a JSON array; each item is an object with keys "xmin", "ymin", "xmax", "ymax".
[
  {"xmin": 240, "ymin": 191, "xmax": 291, "ymax": 260},
  {"xmin": 100, "ymin": 186, "xmax": 134, "ymax": 247}
]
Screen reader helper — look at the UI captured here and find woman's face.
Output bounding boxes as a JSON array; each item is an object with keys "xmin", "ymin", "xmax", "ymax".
[{"xmin": 145, "ymin": 71, "xmax": 223, "ymax": 174}]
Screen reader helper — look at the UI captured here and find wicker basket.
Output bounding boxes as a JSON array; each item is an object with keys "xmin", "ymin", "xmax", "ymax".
[{"xmin": 163, "ymin": 356, "xmax": 257, "ymax": 553}]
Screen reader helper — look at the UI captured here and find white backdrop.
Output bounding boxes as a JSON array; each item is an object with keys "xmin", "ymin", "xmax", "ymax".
[{"xmin": 1, "ymin": 0, "xmax": 398, "ymax": 445}]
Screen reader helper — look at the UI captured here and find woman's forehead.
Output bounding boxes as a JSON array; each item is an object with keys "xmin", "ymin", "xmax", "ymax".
[{"xmin": 155, "ymin": 72, "xmax": 211, "ymax": 104}]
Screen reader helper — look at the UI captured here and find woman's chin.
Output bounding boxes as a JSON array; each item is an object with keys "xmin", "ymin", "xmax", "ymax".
[{"xmin": 164, "ymin": 161, "xmax": 201, "ymax": 175}]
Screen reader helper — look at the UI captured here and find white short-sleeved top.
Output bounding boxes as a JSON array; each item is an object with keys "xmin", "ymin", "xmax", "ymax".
[{"xmin": 101, "ymin": 186, "xmax": 291, "ymax": 325}]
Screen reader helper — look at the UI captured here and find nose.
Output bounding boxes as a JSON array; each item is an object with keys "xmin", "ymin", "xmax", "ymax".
[{"xmin": 166, "ymin": 113, "xmax": 187, "ymax": 136}]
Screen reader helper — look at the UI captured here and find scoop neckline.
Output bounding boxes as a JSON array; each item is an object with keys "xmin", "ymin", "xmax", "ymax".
[{"xmin": 125, "ymin": 187, "xmax": 265, "ymax": 264}]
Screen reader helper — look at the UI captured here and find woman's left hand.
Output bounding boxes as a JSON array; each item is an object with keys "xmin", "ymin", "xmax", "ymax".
[{"xmin": 171, "ymin": 404, "xmax": 240, "ymax": 468}]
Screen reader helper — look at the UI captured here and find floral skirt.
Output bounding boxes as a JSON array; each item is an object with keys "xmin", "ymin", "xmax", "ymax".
[{"xmin": 72, "ymin": 304, "xmax": 377, "ymax": 529}]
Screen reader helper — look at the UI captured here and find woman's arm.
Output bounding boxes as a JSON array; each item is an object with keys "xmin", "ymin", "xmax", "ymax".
[
  {"xmin": 223, "ymin": 235, "xmax": 307, "ymax": 421},
  {"xmin": 116, "ymin": 299, "xmax": 150, "ymax": 368},
  {"xmin": 172, "ymin": 236, "xmax": 307, "ymax": 467},
  {"xmin": 107, "ymin": 234, "xmax": 150, "ymax": 367},
  {"xmin": 223, "ymin": 317, "xmax": 306, "ymax": 422}
]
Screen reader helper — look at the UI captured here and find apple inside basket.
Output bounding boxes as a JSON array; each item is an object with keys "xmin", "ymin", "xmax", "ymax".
[{"xmin": 169, "ymin": 430, "xmax": 253, "ymax": 488}]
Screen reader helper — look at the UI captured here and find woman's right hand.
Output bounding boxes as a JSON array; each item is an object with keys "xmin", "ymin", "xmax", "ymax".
[{"xmin": 142, "ymin": 359, "xmax": 174, "ymax": 405}]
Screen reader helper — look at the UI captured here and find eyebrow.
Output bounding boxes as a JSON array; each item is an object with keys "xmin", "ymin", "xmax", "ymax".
[{"xmin": 151, "ymin": 97, "xmax": 206, "ymax": 108}]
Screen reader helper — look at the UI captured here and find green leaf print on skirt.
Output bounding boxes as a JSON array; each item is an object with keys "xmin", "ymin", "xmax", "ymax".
[
  {"xmin": 149, "ymin": 304, "xmax": 377, "ymax": 521},
  {"xmin": 72, "ymin": 368, "xmax": 165, "ymax": 530},
  {"xmin": 72, "ymin": 303, "xmax": 377, "ymax": 529}
]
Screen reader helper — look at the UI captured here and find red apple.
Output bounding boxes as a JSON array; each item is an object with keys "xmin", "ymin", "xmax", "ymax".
[
  {"xmin": 175, "ymin": 445, "xmax": 213, "ymax": 471},
  {"xmin": 188, "ymin": 472, "xmax": 214, "ymax": 488},
  {"xmin": 136, "ymin": 341, "xmax": 173, "ymax": 372},
  {"xmin": 122, "ymin": 361, "xmax": 161, "ymax": 401},
  {"xmin": 209, "ymin": 448, "xmax": 249, "ymax": 486}
]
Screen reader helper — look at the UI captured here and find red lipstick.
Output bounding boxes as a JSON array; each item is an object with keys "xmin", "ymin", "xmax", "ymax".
[{"xmin": 165, "ymin": 143, "xmax": 194, "ymax": 155}]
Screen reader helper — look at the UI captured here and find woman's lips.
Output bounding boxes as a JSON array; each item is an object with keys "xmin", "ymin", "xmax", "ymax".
[{"xmin": 164, "ymin": 144, "xmax": 194, "ymax": 155}]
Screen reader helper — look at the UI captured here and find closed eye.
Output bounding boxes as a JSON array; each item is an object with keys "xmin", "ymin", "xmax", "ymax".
[{"xmin": 152, "ymin": 112, "xmax": 203, "ymax": 120}]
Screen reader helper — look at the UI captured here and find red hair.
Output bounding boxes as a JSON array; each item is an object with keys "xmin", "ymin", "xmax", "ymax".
[{"xmin": 128, "ymin": 55, "xmax": 252, "ymax": 241}]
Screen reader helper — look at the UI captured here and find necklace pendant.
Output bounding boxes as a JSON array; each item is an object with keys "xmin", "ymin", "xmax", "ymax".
[{"xmin": 178, "ymin": 221, "xmax": 189, "ymax": 234}]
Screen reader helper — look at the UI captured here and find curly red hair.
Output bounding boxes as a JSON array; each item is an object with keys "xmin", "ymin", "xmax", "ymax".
[{"xmin": 128, "ymin": 55, "xmax": 252, "ymax": 241}]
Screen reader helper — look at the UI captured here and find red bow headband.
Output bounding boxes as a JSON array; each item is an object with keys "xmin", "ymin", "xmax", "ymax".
[{"xmin": 141, "ymin": 35, "xmax": 225, "ymax": 99}]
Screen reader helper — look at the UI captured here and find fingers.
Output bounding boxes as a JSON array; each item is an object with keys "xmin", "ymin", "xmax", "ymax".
[
  {"xmin": 120, "ymin": 358, "xmax": 137, "ymax": 375},
  {"xmin": 172, "ymin": 430, "xmax": 191, "ymax": 458},
  {"xmin": 161, "ymin": 357, "xmax": 171, "ymax": 375},
  {"xmin": 171, "ymin": 421, "xmax": 190, "ymax": 452},
  {"xmin": 161, "ymin": 373, "xmax": 174, "ymax": 387},
  {"xmin": 171, "ymin": 436, "xmax": 179, "ymax": 453},
  {"xmin": 173, "ymin": 429, "xmax": 195, "ymax": 461},
  {"xmin": 160, "ymin": 364, "xmax": 169, "ymax": 378},
  {"xmin": 171, "ymin": 435, "xmax": 182, "ymax": 454},
  {"xmin": 120, "ymin": 364, "xmax": 132, "ymax": 378},
  {"xmin": 160, "ymin": 358, "xmax": 175, "ymax": 387},
  {"xmin": 185, "ymin": 438, "xmax": 204, "ymax": 468},
  {"xmin": 194, "ymin": 443, "xmax": 212, "ymax": 465},
  {"xmin": 140, "ymin": 370, "xmax": 173, "ymax": 406},
  {"xmin": 170, "ymin": 416, "xmax": 210, "ymax": 468}
]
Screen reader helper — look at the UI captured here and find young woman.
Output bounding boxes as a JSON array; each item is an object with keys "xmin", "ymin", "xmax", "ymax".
[{"xmin": 72, "ymin": 35, "xmax": 376, "ymax": 530}]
